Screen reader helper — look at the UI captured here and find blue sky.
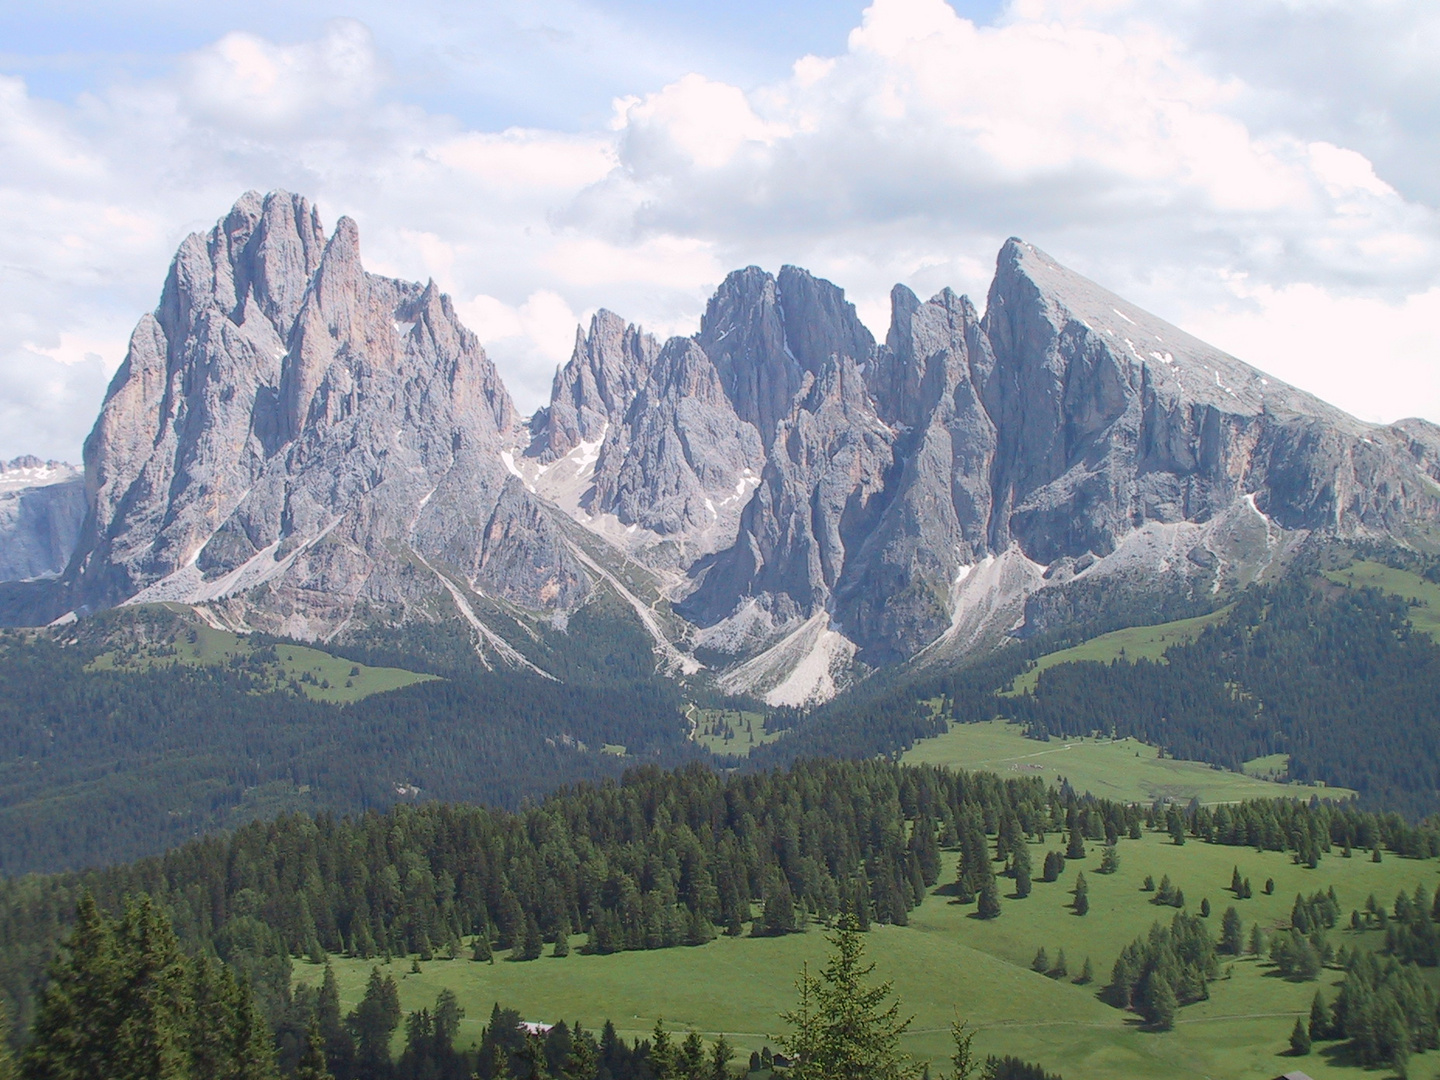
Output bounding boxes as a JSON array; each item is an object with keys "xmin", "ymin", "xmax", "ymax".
[
  {"xmin": 0, "ymin": 0, "xmax": 1437, "ymax": 460},
  {"xmin": 0, "ymin": 1, "xmax": 998, "ymax": 128}
]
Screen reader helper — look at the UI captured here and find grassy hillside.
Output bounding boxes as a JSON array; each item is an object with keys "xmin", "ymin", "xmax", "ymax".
[
  {"xmin": 687, "ymin": 706, "xmax": 779, "ymax": 757},
  {"xmin": 1326, "ymin": 560, "xmax": 1440, "ymax": 641},
  {"xmin": 901, "ymin": 719, "xmax": 1349, "ymax": 805},
  {"xmin": 1007, "ymin": 609, "xmax": 1230, "ymax": 695},
  {"xmin": 87, "ymin": 608, "xmax": 436, "ymax": 703},
  {"xmin": 302, "ymin": 830, "xmax": 1433, "ymax": 1079}
]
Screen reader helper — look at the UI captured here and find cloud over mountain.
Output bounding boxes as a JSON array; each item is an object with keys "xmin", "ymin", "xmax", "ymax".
[{"xmin": 0, "ymin": 0, "xmax": 1437, "ymax": 462}]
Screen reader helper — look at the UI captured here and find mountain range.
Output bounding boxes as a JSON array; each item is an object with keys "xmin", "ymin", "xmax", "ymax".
[{"xmin": 5, "ymin": 189, "xmax": 1440, "ymax": 705}]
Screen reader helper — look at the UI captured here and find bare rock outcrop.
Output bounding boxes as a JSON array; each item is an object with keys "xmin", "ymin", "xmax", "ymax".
[
  {"xmin": 17, "ymin": 192, "xmax": 1440, "ymax": 692},
  {"xmin": 68, "ymin": 191, "xmax": 585, "ymax": 635}
]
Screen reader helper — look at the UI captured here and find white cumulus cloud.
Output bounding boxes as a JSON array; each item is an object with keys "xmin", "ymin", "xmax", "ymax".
[{"xmin": 0, "ymin": 0, "xmax": 1438, "ymax": 458}]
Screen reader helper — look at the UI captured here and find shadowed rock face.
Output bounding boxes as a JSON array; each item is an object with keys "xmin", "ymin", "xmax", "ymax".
[
  {"xmin": 67, "ymin": 190, "xmax": 584, "ymax": 634},
  {"xmin": 12, "ymin": 193, "xmax": 1440, "ymax": 675},
  {"xmin": 0, "ymin": 459, "xmax": 86, "ymax": 583}
]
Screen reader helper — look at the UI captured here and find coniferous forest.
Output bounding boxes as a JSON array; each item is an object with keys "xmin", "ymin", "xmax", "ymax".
[{"xmin": 994, "ymin": 577, "xmax": 1440, "ymax": 815}]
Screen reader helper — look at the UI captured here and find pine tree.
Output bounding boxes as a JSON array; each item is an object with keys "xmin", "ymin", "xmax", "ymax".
[
  {"xmin": 1168, "ymin": 807, "xmax": 1186, "ymax": 846},
  {"xmin": 1073, "ymin": 873, "xmax": 1089, "ymax": 916},
  {"xmin": 779, "ymin": 917, "xmax": 920, "ymax": 1080},
  {"xmin": 1075, "ymin": 957, "xmax": 1094, "ymax": 985},
  {"xmin": 1032, "ymin": 947, "xmax": 1049, "ymax": 974},
  {"xmin": 0, "ymin": 1000, "xmax": 16, "ymax": 1080},
  {"xmin": 317, "ymin": 964, "xmax": 354, "ymax": 1079},
  {"xmin": 1289, "ymin": 1016, "xmax": 1312, "ymax": 1055},
  {"xmin": 1308, "ymin": 990, "xmax": 1329, "ymax": 1041},
  {"xmin": 709, "ymin": 1034, "xmax": 734, "ymax": 1080},
  {"xmin": 1098, "ymin": 845, "xmax": 1119, "ymax": 874},
  {"xmin": 1066, "ymin": 827, "xmax": 1086, "ymax": 861},
  {"xmin": 1146, "ymin": 976, "xmax": 1177, "ymax": 1031},
  {"xmin": 1053, "ymin": 950, "xmax": 1068, "ymax": 980},
  {"xmin": 1248, "ymin": 924, "xmax": 1266, "ymax": 957},
  {"xmin": 1012, "ymin": 846, "xmax": 1032, "ymax": 899},
  {"xmin": 296, "ymin": 1015, "xmax": 334, "ymax": 1080},
  {"xmin": 947, "ymin": 1020, "xmax": 977, "ymax": 1080},
  {"xmin": 348, "ymin": 968, "xmax": 401, "ymax": 1077},
  {"xmin": 977, "ymin": 880, "xmax": 1001, "ymax": 920},
  {"xmin": 1220, "ymin": 907, "xmax": 1243, "ymax": 955},
  {"xmin": 562, "ymin": 1025, "xmax": 599, "ymax": 1080}
]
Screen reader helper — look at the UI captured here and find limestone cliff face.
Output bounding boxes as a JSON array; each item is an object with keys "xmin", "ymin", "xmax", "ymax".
[
  {"xmin": 980, "ymin": 239, "xmax": 1440, "ymax": 563},
  {"xmin": 528, "ymin": 310, "xmax": 660, "ymax": 463},
  {"xmin": 69, "ymin": 191, "xmax": 584, "ymax": 636},
  {"xmin": 16, "ymin": 192, "xmax": 1440, "ymax": 688}
]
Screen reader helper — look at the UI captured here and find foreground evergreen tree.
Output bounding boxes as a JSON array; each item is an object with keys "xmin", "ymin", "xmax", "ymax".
[
  {"xmin": 21, "ymin": 893, "xmax": 276, "ymax": 1080},
  {"xmin": 295, "ymin": 1016, "xmax": 333, "ymax": 1080},
  {"xmin": 780, "ymin": 916, "xmax": 920, "ymax": 1080},
  {"xmin": 0, "ymin": 1001, "xmax": 15, "ymax": 1080}
]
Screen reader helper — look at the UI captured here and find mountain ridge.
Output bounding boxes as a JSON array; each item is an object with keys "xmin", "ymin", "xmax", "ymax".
[{"xmin": 6, "ymin": 193, "xmax": 1440, "ymax": 704}]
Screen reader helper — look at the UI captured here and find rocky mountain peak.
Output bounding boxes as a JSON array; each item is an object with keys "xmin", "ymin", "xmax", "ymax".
[
  {"xmin": 529, "ymin": 309, "xmax": 659, "ymax": 462},
  {"xmin": 10, "ymin": 196, "xmax": 1440, "ymax": 704},
  {"xmin": 63, "ymin": 191, "xmax": 578, "ymax": 641},
  {"xmin": 696, "ymin": 265, "xmax": 873, "ymax": 446}
]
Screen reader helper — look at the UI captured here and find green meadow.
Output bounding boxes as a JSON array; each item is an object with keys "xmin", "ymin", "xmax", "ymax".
[
  {"xmin": 300, "ymin": 830, "xmax": 1438, "ymax": 1079},
  {"xmin": 87, "ymin": 610, "xmax": 435, "ymax": 703},
  {"xmin": 687, "ymin": 706, "xmax": 780, "ymax": 757},
  {"xmin": 1006, "ymin": 609, "xmax": 1230, "ymax": 695},
  {"xmin": 1327, "ymin": 560, "xmax": 1440, "ymax": 641},
  {"xmin": 901, "ymin": 719, "xmax": 1347, "ymax": 805}
]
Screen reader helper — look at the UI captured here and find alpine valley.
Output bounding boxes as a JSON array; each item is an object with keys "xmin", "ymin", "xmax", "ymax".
[{"xmin": 14, "ymin": 192, "xmax": 1440, "ymax": 1080}]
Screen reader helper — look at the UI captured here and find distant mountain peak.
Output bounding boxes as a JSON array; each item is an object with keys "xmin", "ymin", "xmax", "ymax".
[{"xmin": 6, "ymin": 197, "xmax": 1440, "ymax": 705}]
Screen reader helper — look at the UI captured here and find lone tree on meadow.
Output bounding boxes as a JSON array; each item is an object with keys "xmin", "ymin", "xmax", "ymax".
[{"xmin": 781, "ymin": 916, "xmax": 920, "ymax": 1080}]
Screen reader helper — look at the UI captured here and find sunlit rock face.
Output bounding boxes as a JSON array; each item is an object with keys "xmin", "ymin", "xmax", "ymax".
[{"xmin": 16, "ymin": 192, "xmax": 1440, "ymax": 694}]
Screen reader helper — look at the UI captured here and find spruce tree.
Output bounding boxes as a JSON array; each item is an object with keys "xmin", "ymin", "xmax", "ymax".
[
  {"xmin": 1220, "ymin": 907, "xmax": 1243, "ymax": 955},
  {"xmin": 1032, "ymin": 947, "xmax": 1049, "ymax": 974},
  {"xmin": 708, "ymin": 1034, "xmax": 734, "ymax": 1080},
  {"xmin": 1146, "ymin": 976, "xmax": 1177, "ymax": 1031},
  {"xmin": 1076, "ymin": 957, "xmax": 1094, "ymax": 985},
  {"xmin": 1013, "ymin": 846, "xmax": 1032, "ymax": 900},
  {"xmin": 562, "ymin": 1025, "xmax": 599, "ymax": 1080},
  {"xmin": 0, "ymin": 1000, "xmax": 15, "ymax": 1080},
  {"xmin": 977, "ymin": 880, "xmax": 1001, "ymax": 920},
  {"xmin": 1289, "ymin": 1016, "xmax": 1311, "ymax": 1055},
  {"xmin": 1098, "ymin": 845, "xmax": 1119, "ymax": 874},
  {"xmin": 317, "ymin": 964, "xmax": 354, "ymax": 1079},
  {"xmin": 1248, "ymin": 924, "xmax": 1266, "ymax": 957},
  {"xmin": 779, "ymin": 917, "xmax": 919, "ymax": 1080},
  {"xmin": 348, "ymin": 968, "xmax": 401, "ymax": 1077},
  {"xmin": 295, "ymin": 1015, "xmax": 334, "ymax": 1080},
  {"xmin": 1308, "ymin": 990, "xmax": 1329, "ymax": 1041}
]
